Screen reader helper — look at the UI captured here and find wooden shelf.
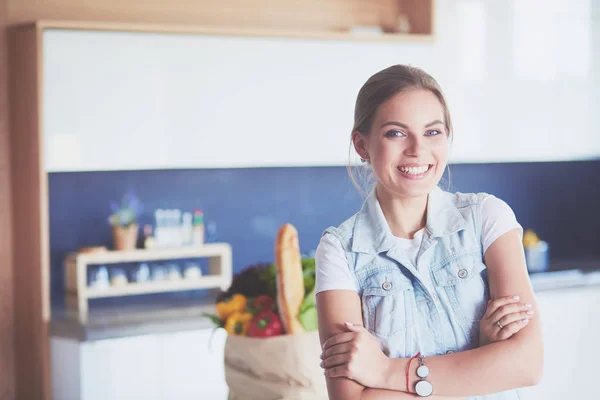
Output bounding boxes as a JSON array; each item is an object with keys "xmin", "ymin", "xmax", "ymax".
[
  {"xmin": 65, "ymin": 244, "xmax": 232, "ymax": 313},
  {"xmin": 66, "ymin": 243, "xmax": 232, "ymax": 265},
  {"xmin": 28, "ymin": 0, "xmax": 435, "ymax": 42},
  {"xmin": 35, "ymin": 19, "xmax": 435, "ymax": 42},
  {"xmin": 85, "ymin": 275, "xmax": 229, "ymax": 298}
]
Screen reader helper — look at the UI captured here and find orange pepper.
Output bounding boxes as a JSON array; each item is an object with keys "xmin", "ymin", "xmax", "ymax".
[
  {"xmin": 225, "ymin": 312, "xmax": 253, "ymax": 336},
  {"xmin": 216, "ymin": 294, "xmax": 248, "ymax": 320}
]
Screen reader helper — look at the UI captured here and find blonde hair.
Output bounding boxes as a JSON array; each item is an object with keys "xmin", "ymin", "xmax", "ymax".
[{"xmin": 347, "ymin": 64, "xmax": 454, "ymax": 196}]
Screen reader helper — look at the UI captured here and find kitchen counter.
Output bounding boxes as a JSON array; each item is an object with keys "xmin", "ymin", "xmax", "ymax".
[
  {"xmin": 528, "ymin": 258, "xmax": 600, "ymax": 291},
  {"xmin": 50, "ymin": 299, "xmax": 218, "ymax": 342},
  {"xmin": 50, "ymin": 259, "xmax": 600, "ymax": 342}
]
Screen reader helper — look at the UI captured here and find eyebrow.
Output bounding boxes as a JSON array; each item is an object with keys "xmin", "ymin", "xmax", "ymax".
[{"xmin": 381, "ymin": 120, "xmax": 444, "ymax": 129}]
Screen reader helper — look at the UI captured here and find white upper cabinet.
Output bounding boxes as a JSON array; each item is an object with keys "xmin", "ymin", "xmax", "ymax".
[
  {"xmin": 42, "ymin": 1, "xmax": 600, "ymax": 172},
  {"xmin": 42, "ymin": 29, "xmax": 363, "ymax": 171}
]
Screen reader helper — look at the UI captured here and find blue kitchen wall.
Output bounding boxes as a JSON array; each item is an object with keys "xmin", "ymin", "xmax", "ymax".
[{"xmin": 49, "ymin": 160, "xmax": 600, "ymax": 308}]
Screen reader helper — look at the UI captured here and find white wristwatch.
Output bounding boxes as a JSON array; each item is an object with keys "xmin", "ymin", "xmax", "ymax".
[{"xmin": 415, "ymin": 355, "xmax": 433, "ymax": 397}]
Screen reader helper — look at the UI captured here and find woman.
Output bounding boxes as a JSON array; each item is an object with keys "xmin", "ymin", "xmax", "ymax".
[{"xmin": 315, "ymin": 65, "xmax": 543, "ymax": 399}]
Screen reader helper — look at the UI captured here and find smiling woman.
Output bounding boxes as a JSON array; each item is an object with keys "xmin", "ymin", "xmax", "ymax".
[{"xmin": 316, "ymin": 65, "xmax": 543, "ymax": 400}]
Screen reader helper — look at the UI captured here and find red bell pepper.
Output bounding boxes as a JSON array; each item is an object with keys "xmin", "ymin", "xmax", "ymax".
[{"xmin": 247, "ymin": 310, "xmax": 283, "ymax": 338}]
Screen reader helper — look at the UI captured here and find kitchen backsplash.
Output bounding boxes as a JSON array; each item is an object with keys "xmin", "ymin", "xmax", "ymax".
[{"xmin": 49, "ymin": 159, "xmax": 600, "ymax": 308}]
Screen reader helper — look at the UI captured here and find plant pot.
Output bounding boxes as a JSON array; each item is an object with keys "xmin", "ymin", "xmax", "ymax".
[{"xmin": 112, "ymin": 223, "xmax": 139, "ymax": 251}]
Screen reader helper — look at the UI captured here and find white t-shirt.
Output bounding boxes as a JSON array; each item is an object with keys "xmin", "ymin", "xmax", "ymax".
[{"xmin": 315, "ymin": 194, "xmax": 522, "ymax": 294}]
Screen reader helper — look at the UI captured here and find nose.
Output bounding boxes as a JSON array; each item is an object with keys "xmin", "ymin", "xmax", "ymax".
[{"xmin": 404, "ymin": 134, "xmax": 425, "ymax": 156}]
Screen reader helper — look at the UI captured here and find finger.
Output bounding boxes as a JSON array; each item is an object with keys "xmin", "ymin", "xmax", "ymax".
[
  {"xmin": 490, "ymin": 302, "xmax": 533, "ymax": 324},
  {"xmin": 498, "ymin": 318, "xmax": 530, "ymax": 340},
  {"xmin": 321, "ymin": 342, "xmax": 355, "ymax": 359},
  {"xmin": 322, "ymin": 332, "xmax": 356, "ymax": 351},
  {"xmin": 320, "ymin": 353, "xmax": 350, "ymax": 369},
  {"xmin": 483, "ymin": 296, "xmax": 521, "ymax": 320},
  {"xmin": 324, "ymin": 364, "xmax": 351, "ymax": 379},
  {"xmin": 344, "ymin": 322, "xmax": 366, "ymax": 333},
  {"xmin": 497, "ymin": 309, "xmax": 534, "ymax": 328}
]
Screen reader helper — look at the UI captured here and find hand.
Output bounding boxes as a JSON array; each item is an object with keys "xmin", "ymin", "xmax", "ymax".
[
  {"xmin": 479, "ymin": 295, "xmax": 534, "ymax": 347},
  {"xmin": 320, "ymin": 322, "xmax": 391, "ymax": 389}
]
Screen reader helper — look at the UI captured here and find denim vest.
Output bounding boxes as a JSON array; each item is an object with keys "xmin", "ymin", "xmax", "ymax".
[{"xmin": 324, "ymin": 187, "xmax": 520, "ymax": 400}]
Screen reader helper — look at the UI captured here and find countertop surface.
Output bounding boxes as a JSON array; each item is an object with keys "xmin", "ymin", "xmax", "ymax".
[
  {"xmin": 50, "ymin": 300, "xmax": 218, "ymax": 342},
  {"xmin": 51, "ymin": 259, "xmax": 600, "ymax": 342}
]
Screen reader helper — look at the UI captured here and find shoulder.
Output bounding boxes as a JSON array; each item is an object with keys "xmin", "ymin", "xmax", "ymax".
[
  {"xmin": 442, "ymin": 190, "xmax": 516, "ymax": 211},
  {"xmin": 322, "ymin": 212, "xmax": 359, "ymax": 251},
  {"xmin": 315, "ymin": 233, "xmax": 358, "ymax": 293},
  {"xmin": 441, "ymin": 190, "xmax": 487, "ymax": 207},
  {"xmin": 442, "ymin": 190, "xmax": 518, "ymax": 220},
  {"xmin": 316, "ymin": 232, "xmax": 344, "ymax": 255}
]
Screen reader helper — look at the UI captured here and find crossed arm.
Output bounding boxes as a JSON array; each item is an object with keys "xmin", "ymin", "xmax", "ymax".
[{"xmin": 316, "ymin": 229, "xmax": 544, "ymax": 399}]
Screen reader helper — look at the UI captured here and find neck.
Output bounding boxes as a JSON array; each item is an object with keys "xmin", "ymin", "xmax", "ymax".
[{"xmin": 375, "ymin": 186, "xmax": 428, "ymax": 239}]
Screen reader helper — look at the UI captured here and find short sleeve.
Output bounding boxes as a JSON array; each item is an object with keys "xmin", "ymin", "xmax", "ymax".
[
  {"xmin": 315, "ymin": 233, "xmax": 358, "ymax": 294},
  {"xmin": 481, "ymin": 194, "xmax": 523, "ymax": 254}
]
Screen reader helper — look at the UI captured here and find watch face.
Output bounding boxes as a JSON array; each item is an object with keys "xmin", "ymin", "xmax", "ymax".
[
  {"xmin": 415, "ymin": 380, "xmax": 433, "ymax": 397},
  {"xmin": 417, "ymin": 365, "xmax": 430, "ymax": 378}
]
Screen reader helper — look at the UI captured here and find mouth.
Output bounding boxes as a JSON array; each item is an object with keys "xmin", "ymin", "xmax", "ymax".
[{"xmin": 396, "ymin": 164, "xmax": 433, "ymax": 180}]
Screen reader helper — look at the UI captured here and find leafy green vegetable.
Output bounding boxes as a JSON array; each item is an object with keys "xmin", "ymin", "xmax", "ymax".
[
  {"xmin": 214, "ymin": 257, "xmax": 319, "ymax": 331},
  {"xmin": 202, "ymin": 312, "xmax": 225, "ymax": 328},
  {"xmin": 298, "ymin": 258, "xmax": 318, "ymax": 331},
  {"xmin": 302, "ymin": 257, "xmax": 316, "ymax": 294},
  {"xmin": 298, "ymin": 284, "xmax": 318, "ymax": 331}
]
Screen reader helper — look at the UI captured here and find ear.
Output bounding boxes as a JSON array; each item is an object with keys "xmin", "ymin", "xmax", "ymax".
[{"xmin": 352, "ymin": 131, "xmax": 369, "ymax": 160}]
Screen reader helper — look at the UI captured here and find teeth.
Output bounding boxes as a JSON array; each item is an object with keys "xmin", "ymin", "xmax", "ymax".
[{"xmin": 399, "ymin": 165, "xmax": 430, "ymax": 175}]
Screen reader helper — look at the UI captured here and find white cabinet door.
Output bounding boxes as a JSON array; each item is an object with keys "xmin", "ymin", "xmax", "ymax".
[
  {"xmin": 518, "ymin": 286, "xmax": 600, "ymax": 400},
  {"xmin": 51, "ymin": 338, "xmax": 82, "ymax": 400},
  {"xmin": 53, "ymin": 328, "xmax": 227, "ymax": 400},
  {"xmin": 41, "ymin": 3, "xmax": 600, "ymax": 172},
  {"xmin": 160, "ymin": 328, "xmax": 228, "ymax": 400},
  {"xmin": 80, "ymin": 335, "xmax": 162, "ymax": 400}
]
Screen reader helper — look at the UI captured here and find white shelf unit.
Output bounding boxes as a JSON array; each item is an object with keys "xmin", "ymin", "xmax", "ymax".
[{"xmin": 64, "ymin": 243, "xmax": 232, "ymax": 313}]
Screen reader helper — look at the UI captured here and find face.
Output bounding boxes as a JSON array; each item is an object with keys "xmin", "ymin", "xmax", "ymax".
[{"xmin": 354, "ymin": 89, "xmax": 449, "ymax": 200}]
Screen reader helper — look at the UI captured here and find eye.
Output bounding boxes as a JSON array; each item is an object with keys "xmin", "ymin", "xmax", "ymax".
[
  {"xmin": 425, "ymin": 129, "xmax": 442, "ymax": 136},
  {"xmin": 385, "ymin": 130, "xmax": 406, "ymax": 138}
]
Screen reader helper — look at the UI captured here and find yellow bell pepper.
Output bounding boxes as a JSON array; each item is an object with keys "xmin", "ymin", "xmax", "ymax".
[
  {"xmin": 216, "ymin": 294, "xmax": 248, "ymax": 320},
  {"xmin": 225, "ymin": 311, "xmax": 253, "ymax": 336}
]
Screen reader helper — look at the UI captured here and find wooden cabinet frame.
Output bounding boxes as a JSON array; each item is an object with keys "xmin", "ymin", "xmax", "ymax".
[{"xmin": 9, "ymin": 11, "xmax": 435, "ymax": 397}]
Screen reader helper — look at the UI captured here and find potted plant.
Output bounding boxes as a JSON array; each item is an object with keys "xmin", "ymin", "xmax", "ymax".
[{"xmin": 108, "ymin": 190, "xmax": 143, "ymax": 251}]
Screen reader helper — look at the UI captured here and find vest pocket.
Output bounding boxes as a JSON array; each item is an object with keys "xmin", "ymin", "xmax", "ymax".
[
  {"xmin": 361, "ymin": 271, "xmax": 413, "ymax": 338},
  {"xmin": 432, "ymin": 253, "xmax": 489, "ymax": 322}
]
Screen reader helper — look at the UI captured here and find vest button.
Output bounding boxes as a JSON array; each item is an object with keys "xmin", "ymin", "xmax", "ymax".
[
  {"xmin": 382, "ymin": 281, "xmax": 392, "ymax": 290},
  {"xmin": 458, "ymin": 268, "xmax": 468, "ymax": 279}
]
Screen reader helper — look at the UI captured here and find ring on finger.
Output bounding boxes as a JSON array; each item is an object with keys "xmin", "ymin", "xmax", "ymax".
[{"xmin": 497, "ymin": 320, "xmax": 504, "ymax": 329}]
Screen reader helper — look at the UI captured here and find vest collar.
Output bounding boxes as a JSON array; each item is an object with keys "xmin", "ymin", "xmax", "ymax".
[{"xmin": 350, "ymin": 186, "xmax": 467, "ymax": 254}]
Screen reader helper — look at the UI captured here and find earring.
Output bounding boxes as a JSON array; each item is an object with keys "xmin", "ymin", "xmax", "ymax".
[{"xmin": 360, "ymin": 153, "xmax": 369, "ymax": 163}]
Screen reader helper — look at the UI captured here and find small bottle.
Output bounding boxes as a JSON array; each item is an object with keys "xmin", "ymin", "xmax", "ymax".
[
  {"xmin": 192, "ymin": 209, "xmax": 205, "ymax": 246},
  {"xmin": 134, "ymin": 262, "xmax": 151, "ymax": 283},
  {"xmin": 167, "ymin": 263, "xmax": 182, "ymax": 281},
  {"xmin": 181, "ymin": 212, "xmax": 193, "ymax": 246},
  {"xmin": 143, "ymin": 224, "xmax": 155, "ymax": 249},
  {"xmin": 89, "ymin": 265, "xmax": 110, "ymax": 289},
  {"xmin": 173, "ymin": 209, "xmax": 183, "ymax": 247},
  {"xmin": 110, "ymin": 267, "xmax": 129, "ymax": 287},
  {"xmin": 183, "ymin": 262, "xmax": 202, "ymax": 280},
  {"xmin": 166, "ymin": 209, "xmax": 177, "ymax": 247},
  {"xmin": 154, "ymin": 209, "xmax": 165, "ymax": 247}
]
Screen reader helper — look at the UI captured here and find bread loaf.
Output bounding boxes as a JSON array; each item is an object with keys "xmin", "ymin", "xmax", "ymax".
[{"xmin": 274, "ymin": 223, "xmax": 305, "ymax": 334}]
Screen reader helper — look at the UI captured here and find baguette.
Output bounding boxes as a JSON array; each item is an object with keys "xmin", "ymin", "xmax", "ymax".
[{"xmin": 274, "ymin": 223, "xmax": 305, "ymax": 334}]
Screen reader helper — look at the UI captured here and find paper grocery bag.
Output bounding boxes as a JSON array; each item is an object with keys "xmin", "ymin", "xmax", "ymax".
[{"xmin": 224, "ymin": 331, "xmax": 328, "ymax": 400}]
